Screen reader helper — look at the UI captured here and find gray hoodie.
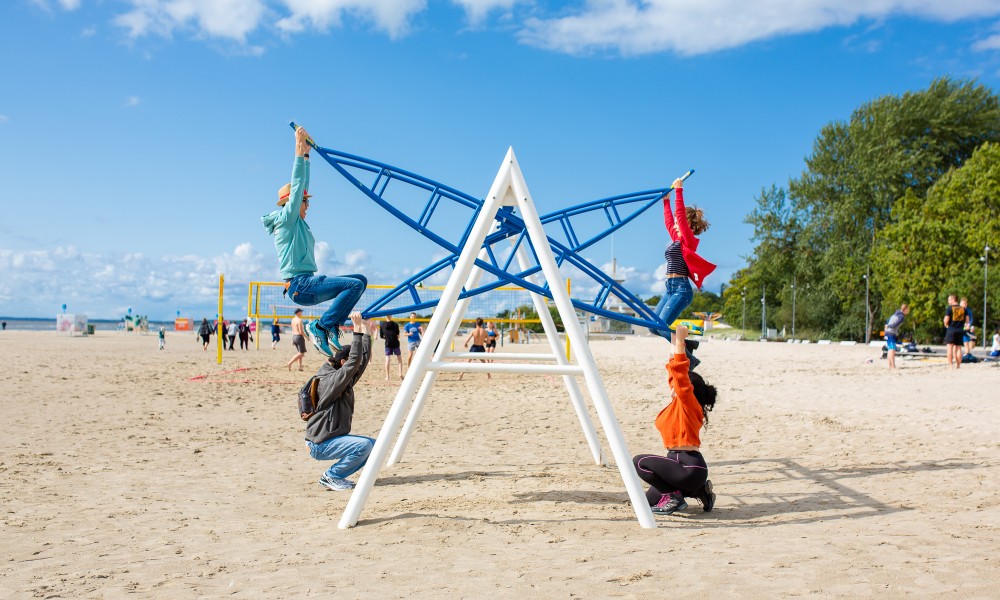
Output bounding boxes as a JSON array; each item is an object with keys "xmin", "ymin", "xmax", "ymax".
[{"xmin": 304, "ymin": 333, "xmax": 371, "ymax": 444}]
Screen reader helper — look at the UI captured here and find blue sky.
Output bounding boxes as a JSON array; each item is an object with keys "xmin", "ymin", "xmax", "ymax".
[{"xmin": 3, "ymin": 0, "xmax": 1000, "ymax": 320}]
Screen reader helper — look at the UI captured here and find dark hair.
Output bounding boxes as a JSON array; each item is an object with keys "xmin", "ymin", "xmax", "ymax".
[
  {"xmin": 685, "ymin": 206, "xmax": 710, "ymax": 235},
  {"xmin": 331, "ymin": 346, "xmax": 351, "ymax": 366},
  {"xmin": 688, "ymin": 371, "xmax": 717, "ymax": 425},
  {"xmin": 476, "ymin": 317, "xmax": 484, "ymax": 327}
]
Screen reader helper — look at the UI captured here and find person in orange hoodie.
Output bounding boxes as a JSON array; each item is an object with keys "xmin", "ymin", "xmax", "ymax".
[{"xmin": 632, "ymin": 325, "xmax": 717, "ymax": 515}]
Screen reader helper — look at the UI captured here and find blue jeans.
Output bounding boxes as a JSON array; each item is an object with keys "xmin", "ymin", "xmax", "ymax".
[
  {"xmin": 651, "ymin": 277, "xmax": 693, "ymax": 340},
  {"xmin": 307, "ymin": 434, "xmax": 376, "ymax": 480},
  {"xmin": 288, "ymin": 273, "xmax": 367, "ymax": 332}
]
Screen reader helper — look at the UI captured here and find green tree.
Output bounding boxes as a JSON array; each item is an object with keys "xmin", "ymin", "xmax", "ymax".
[
  {"xmin": 874, "ymin": 142, "xmax": 1000, "ymax": 341},
  {"xmin": 728, "ymin": 77, "xmax": 1000, "ymax": 340}
]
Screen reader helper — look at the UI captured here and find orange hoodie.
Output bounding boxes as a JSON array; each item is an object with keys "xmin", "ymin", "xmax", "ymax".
[{"xmin": 654, "ymin": 353, "xmax": 703, "ymax": 448}]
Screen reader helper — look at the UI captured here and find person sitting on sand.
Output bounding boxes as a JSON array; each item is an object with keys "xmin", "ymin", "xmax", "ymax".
[
  {"xmin": 304, "ymin": 312, "xmax": 374, "ymax": 492},
  {"xmin": 632, "ymin": 324, "xmax": 717, "ymax": 515},
  {"xmin": 261, "ymin": 125, "xmax": 367, "ymax": 358}
]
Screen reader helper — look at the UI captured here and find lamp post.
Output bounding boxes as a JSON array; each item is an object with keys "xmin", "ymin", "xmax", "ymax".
[
  {"xmin": 761, "ymin": 285, "xmax": 767, "ymax": 339},
  {"xmin": 983, "ymin": 245, "xmax": 991, "ymax": 349},
  {"xmin": 791, "ymin": 276, "xmax": 797, "ymax": 338},
  {"xmin": 741, "ymin": 287, "xmax": 747, "ymax": 336},
  {"xmin": 862, "ymin": 267, "xmax": 870, "ymax": 344}
]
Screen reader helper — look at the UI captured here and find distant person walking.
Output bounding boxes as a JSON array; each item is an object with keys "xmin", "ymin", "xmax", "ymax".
[
  {"xmin": 1, "ymin": 321, "xmax": 6, "ymax": 331},
  {"xmin": 198, "ymin": 318, "xmax": 214, "ymax": 351},
  {"xmin": 380, "ymin": 314, "xmax": 403, "ymax": 381},
  {"xmin": 238, "ymin": 319, "xmax": 251, "ymax": 350},
  {"xmin": 883, "ymin": 304, "xmax": 909, "ymax": 370},
  {"xmin": 485, "ymin": 321, "xmax": 498, "ymax": 362},
  {"xmin": 459, "ymin": 317, "xmax": 491, "ymax": 381},
  {"xmin": 287, "ymin": 309, "xmax": 307, "ymax": 371},
  {"xmin": 271, "ymin": 319, "xmax": 282, "ymax": 350},
  {"xmin": 991, "ymin": 328, "xmax": 1000, "ymax": 357},
  {"xmin": 261, "ymin": 125, "xmax": 368, "ymax": 358},
  {"xmin": 158, "ymin": 327, "xmax": 166, "ymax": 350},
  {"xmin": 403, "ymin": 313, "xmax": 423, "ymax": 368},
  {"xmin": 650, "ymin": 178, "xmax": 715, "ymax": 370},
  {"xmin": 944, "ymin": 294, "xmax": 970, "ymax": 369},
  {"xmin": 226, "ymin": 321, "xmax": 238, "ymax": 351}
]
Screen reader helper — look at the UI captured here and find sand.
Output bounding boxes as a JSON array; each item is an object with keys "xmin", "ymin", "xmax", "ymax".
[{"xmin": 1, "ymin": 329, "xmax": 998, "ymax": 598}]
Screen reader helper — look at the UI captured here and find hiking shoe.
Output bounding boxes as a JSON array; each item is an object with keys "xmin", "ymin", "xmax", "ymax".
[
  {"xmin": 686, "ymin": 348, "xmax": 701, "ymax": 370},
  {"xmin": 694, "ymin": 480, "xmax": 715, "ymax": 513},
  {"xmin": 651, "ymin": 491, "xmax": 687, "ymax": 515},
  {"xmin": 305, "ymin": 321, "xmax": 333, "ymax": 357},
  {"xmin": 327, "ymin": 327, "xmax": 343, "ymax": 352},
  {"xmin": 318, "ymin": 474, "xmax": 355, "ymax": 491}
]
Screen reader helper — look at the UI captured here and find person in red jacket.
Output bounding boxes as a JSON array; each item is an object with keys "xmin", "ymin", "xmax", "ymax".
[
  {"xmin": 632, "ymin": 325, "xmax": 718, "ymax": 515},
  {"xmin": 650, "ymin": 178, "xmax": 715, "ymax": 369}
]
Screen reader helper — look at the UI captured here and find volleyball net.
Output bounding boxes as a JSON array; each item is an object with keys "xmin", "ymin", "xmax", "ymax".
[{"xmin": 245, "ymin": 282, "xmax": 545, "ymax": 327}]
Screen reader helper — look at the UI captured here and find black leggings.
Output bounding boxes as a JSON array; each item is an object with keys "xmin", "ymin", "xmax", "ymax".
[{"xmin": 633, "ymin": 451, "xmax": 708, "ymax": 505}]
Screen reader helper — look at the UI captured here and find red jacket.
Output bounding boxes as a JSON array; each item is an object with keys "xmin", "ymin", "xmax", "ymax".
[{"xmin": 663, "ymin": 187, "xmax": 716, "ymax": 289}]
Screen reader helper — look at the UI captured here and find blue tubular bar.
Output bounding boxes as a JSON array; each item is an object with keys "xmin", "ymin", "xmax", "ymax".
[{"xmin": 299, "ymin": 131, "xmax": 688, "ymax": 329}]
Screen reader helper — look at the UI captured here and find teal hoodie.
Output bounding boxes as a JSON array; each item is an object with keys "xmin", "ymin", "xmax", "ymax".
[{"xmin": 261, "ymin": 157, "xmax": 317, "ymax": 279}]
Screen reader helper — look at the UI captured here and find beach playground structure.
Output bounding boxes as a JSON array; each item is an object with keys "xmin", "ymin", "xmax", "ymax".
[{"xmin": 276, "ymin": 126, "xmax": 692, "ymax": 528}]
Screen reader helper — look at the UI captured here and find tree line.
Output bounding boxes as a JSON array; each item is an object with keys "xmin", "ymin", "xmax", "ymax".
[{"xmin": 720, "ymin": 77, "xmax": 1000, "ymax": 342}]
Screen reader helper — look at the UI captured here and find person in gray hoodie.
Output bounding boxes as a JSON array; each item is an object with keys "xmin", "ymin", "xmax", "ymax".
[{"xmin": 305, "ymin": 311, "xmax": 375, "ymax": 491}]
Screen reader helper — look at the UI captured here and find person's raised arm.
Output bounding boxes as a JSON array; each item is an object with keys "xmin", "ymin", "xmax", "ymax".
[
  {"xmin": 662, "ymin": 190, "xmax": 679, "ymax": 242},
  {"xmin": 673, "ymin": 181, "xmax": 695, "ymax": 244},
  {"xmin": 673, "ymin": 324, "xmax": 688, "ymax": 357}
]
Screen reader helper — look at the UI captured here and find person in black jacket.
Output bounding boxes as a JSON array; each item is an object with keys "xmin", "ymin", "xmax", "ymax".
[{"xmin": 304, "ymin": 311, "xmax": 374, "ymax": 491}]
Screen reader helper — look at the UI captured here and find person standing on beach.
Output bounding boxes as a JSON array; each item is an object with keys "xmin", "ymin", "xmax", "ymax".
[
  {"xmin": 459, "ymin": 317, "xmax": 491, "ymax": 380},
  {"xmin": 632, "ymin": 325, "xmax": 717, "ymax": 515},
  {"xmin": 261, "ymin": 125, "xmax": 368, "ymax": 358},
  {"xmin": 158, "ymin": 327, "xmax": 166, "ymax": 350},
  {"xmin": 485, "ymin": 321, "xmax": 498, "ymax": 362},
  {"xmin": 944, "ymin": 294, "xmax": 969, "ymax": 369},
  {"xmin": 198, "ymin": 318, "xmax": 214, "ymax": 351},
  {"xmin": 287, "ymin": 309, "xmax": 307, "ymax": 371},
  {"xmin": 960, "ymin": 297, "xmax": 976, "ymax": 357},
  {"xmin": 271, "ymin": 319, "xmax": 282, "ymax": 350},
  {"xmin": 650, "ymin": 178, "xmax": 715, "ymax": 370},
  {"xmin": 1, "ymin": 321, "xmax": 6, "ymax": 331},
  {"xmin": 379, "ymin": 314, "xmax": 403, "ymax": 381},
  {"xmin": 304, "ymin": 312, "xmax": 374, "ymax": 492},
  {"xmin": 238, "ymin": 319, "xmax": 251, "ymax": 350},
  {"xmin": 403, "ymin": 312, "xmax": 423, "ymax": 368},
  {"xmin": 883, "ymin": 304, "xmax": 909, "ymax": 370},
  {"xmin": 226, "ymin": 321, "xmax": 238, "ymax": 351}
]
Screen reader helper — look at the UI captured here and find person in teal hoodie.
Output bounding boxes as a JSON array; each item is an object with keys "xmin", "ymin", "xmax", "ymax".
[{"xmin": 262, "ymin": 125, "xmax": 367, "ymax": 357}]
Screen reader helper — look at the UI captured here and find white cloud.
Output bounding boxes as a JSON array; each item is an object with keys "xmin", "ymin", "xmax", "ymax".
[
  {"xmin": 0, "ymin": 115, "xmax": 9, "ymax": 124},
  {"xmin": 276, "ymin": 0, "xmax": 427, "ymax": 39},
  {"xmin": 115, "ymin": 0, "xmax": 267, "ymax": 41},
  {"xmin": 518, "ymin": 0, "xmax": 1000, "ymax": 56},
  {"xmin": 80, "ymin": 0, "xmax": 1000, "ymax": 56},
  {"xmin": 451, "ymin": 0, "xmax": 522, "ymax": 24},
  {"xmin": 123, "ymin": 95, "xmax": 141, "ymax": 108},
  {"xmin": 81, "ymin": 26, "xmax": 98, "ymax": 37},
  {"xmin": 30, "ymin": 0, "xmax": 81, "ymax": 10}
]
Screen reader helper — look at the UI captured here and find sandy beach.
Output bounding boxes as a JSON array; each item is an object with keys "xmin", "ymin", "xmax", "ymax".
[{"xmin": 1, "ymin": 329, "xmax": 998, "ymax": 598}]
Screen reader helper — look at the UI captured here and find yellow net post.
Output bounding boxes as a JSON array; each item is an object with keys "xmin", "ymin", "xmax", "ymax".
[
  {"xmin": 217, "ymin": 273, "xmax": 224, "ymax": 365},
  {"xmin": 565, "ymin": 278, "xmax": 571, "ymax": 361}
]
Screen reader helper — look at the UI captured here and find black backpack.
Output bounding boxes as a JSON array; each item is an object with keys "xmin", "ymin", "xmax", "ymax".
[{"xmin": 298, "ymin": 376, "xmax": 321, "ymax": 421}]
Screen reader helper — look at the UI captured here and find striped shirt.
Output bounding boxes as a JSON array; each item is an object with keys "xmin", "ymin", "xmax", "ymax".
[{"xmin": 664, "ymin": 240, "xmax": 689, "ymax": 277}]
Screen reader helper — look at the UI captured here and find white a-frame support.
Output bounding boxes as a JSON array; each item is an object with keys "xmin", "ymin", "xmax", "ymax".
[{"xmin": 338, "ymin": 148, "xmax": 656, "ymax": 529}]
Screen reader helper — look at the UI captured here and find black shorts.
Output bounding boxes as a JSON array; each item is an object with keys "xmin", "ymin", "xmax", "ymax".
[
  {"xmin": 470, "ymin": 345, "xmax": 485, "ymax": 353},
  {"xmin": 485, "ymin": 339, "xmax": 496, "ymax": 349},
  {"xmin": 292, "ymin": 334, "xmax": 307, "ymax": 353},
  {"xmin": 944, "ymin": 329, "xmax": 965, "ymax": 346}
]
